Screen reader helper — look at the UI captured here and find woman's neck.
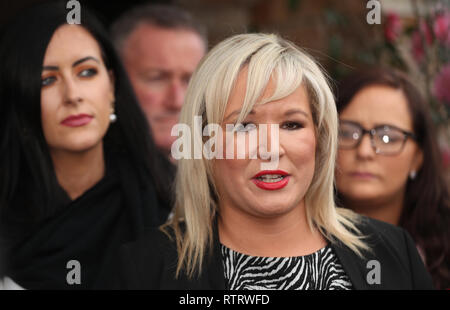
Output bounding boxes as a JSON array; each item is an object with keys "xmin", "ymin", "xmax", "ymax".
[
  {"xmin": 343, "ymin": 193, "xmax": 404, "ymax": 226},
  {"xmin": 218, "ymin": 201, "xmax": 327, "ymax": 257},
  {"xmin": 50, "ymin": 143, "xmax": 105, "ymax": 201}
]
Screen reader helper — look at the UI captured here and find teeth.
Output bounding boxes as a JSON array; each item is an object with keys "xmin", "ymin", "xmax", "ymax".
[
  {"xmin": 258, "ymin": 175, "xmax": 285, "ymax": 182},
  {"xmin": 259, "ymin": 174, "xmax": 283, "ymax": 179}
]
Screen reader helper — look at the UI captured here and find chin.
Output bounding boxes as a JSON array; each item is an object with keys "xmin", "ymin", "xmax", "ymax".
[
  {"xmin": 62, "ymin": 136, "xmax": 103, "ymax": 153},
  {"xmin": 342, "ymin": 189, "xmax": 382, "ymax": 203},
  {"xmin": 249, "ymin": 201, "xmax": 296, "ymax": 218},
  {"xmin": 153, "ymin": 118, "xmax": 179, "ymax": 133}
]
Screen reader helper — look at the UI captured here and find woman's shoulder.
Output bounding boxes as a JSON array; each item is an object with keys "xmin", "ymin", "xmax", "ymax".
[
  {"xmin": 334, "ymin": 215, "xmax": 434, "ymax": 289},
  {"xmin": 352, "ymin": 215, "xmax": 418, "ymax": 262},
  {"xmin": 114, "ymin": 224, "xmax": 184, "ymax": 289},
  {"xmin": 356, "ymin": 215, "xmax": 407, "ymax": 245},
  {"xmin": 121, "ymin": 225, "xmax": 178, "ymax": 263}
]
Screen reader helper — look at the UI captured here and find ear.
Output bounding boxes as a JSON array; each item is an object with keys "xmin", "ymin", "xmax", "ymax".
[
  {"xmin": 108, "ymin": 69, "xmax": 116, "ymax": 104},
  {"xmin": 411, "ymin": 146, "xmax": 424, "ymax": 173}
]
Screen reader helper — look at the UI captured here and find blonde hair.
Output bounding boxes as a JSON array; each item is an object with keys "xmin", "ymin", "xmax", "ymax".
[{"xmin": 165, "ymin": 33, "xmax": 369, "ymax": 278}]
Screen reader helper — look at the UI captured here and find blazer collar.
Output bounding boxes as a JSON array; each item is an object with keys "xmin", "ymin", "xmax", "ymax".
[
  {"xmin": 203, "ymin": 218, "xmax": 226, "ymax": 290},
  {"xmin": 331, "ymin": 239, "xmax": 388, "ymax": 290},
  {"xmin": 331, "ymin": 241, "xmax": 368, "ymax": 290}
]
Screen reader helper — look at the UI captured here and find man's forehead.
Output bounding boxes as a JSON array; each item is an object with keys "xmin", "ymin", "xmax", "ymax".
[
  {"xmin": 128, "ymin": 23, "xmax": 203, "ymax": 47},
  {"xmin": 123, "ymin": 25, "xmax": 205, "ymax": 72}
]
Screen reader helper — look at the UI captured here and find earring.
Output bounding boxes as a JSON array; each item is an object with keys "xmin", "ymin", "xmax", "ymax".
[
  {"xmin": 110, "ymin": 113, "xmax": 117, "ymax": 123},
  {"xmin": 409, "ymin": 170, "xmax": 417, "ymax": 180}
]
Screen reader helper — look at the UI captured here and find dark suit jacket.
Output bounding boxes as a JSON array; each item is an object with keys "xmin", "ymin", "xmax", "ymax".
[{"xmin": 112, "ymin": 216, "xmax": 434, "ymax": 290}]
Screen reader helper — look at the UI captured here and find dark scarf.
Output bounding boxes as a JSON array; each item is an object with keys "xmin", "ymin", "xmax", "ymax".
[{"xmin": 2, "ymin": 151, "xmax": 170, "ymax": 289}]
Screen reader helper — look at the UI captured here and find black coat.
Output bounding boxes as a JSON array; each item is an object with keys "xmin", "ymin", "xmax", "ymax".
[
  {"xmin": 2, "ymin": 151, "xmax": 172, "ymax": 289},
  {"xmin": 112, "ymin": 216, "xmax": 433, "ymax": 290}
]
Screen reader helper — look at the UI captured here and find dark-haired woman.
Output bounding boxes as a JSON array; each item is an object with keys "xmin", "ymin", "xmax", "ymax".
[
  {"xmin": 335, "ymin": 68, "xmax": 450, "ymax": 289},
  {"xmin": 0, "ymin": 2, "xmax": 172, "ymax": 289}
]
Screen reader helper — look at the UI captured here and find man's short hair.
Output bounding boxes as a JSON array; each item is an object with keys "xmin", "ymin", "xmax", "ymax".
[{"xmin": 110, "ymin": 4, "xmax": 207, "ymax": 54}]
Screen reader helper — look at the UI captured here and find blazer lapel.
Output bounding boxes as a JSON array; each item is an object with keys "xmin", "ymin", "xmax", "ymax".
[
  {"xmin": 332, "ymin": 241, "xmax": 368, "ymax": 289},
  {"xmin": 204, "ymin": 220, "xmax": 226, "ymax": 290},
  {"xmin": 331, "ymin": 240, "xmax": 389, "ymax": 290}
]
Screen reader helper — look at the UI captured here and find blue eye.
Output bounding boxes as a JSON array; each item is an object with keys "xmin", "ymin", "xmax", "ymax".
[{"xmin": 41, "ymin": 76, "xmax": 56, "ymax": 87}]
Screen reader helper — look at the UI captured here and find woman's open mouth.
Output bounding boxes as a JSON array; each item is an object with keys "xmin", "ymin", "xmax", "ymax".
[{"xmin": 252, "ymin": 170, "xmax": 290, "ymax": 190}]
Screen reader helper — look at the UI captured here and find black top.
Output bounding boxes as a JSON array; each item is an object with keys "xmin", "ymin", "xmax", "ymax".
[
  {"xmin": 221, "ymin": 243, "xmax": 353, "ymax": 290},
  {"xmin": 111, "ymin": 216, "xmax": 434, "ymax": 290},
  {"xmin": 1, "ymin": 151, "xmax": 171, "ymax": 289}
]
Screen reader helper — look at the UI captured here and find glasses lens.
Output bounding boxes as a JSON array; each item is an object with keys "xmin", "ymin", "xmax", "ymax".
[
  {"xmin": 373, "ymin": 126, "xmax": 405, "ymax": 154},
  {"xmin": 339, "ymin": 122, "xmax": 361, "ymax": 148}
]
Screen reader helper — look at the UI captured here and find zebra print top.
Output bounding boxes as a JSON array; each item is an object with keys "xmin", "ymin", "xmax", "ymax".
[{"xmin": 221, "ymin": 244, "xmax": 352, "ymax": 290}]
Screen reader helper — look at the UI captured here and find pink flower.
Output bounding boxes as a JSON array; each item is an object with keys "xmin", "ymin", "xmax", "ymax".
[
  {"xmin": 412, "ymin": 20, "xmax": 433, "ymax": 63},
  {"xmin": 433, "ymin": 64, "xmax": 450, "ymax": 105},
  {"xmin": 441, "ymin": 147, "xmax": 450, "ymax": 169},
  {"xmin": 384, "ymin": 13, "xmax": 402, "ymax": 43},
  {"xmin": 412, "ymin": 31, "xmax": 425, "ymax": 62},
  {"xmin": 433, "ymin": 12, "xmax": 450, "ymax": 46},
  {"xmin": 420, "ymin": 19, "xmax": 434, "ymax": 45}
]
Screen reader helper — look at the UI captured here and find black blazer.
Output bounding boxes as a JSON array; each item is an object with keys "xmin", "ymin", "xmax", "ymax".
[{"xmin": 112, "ymin": 216, "xmax": 433, "ymax": 290}]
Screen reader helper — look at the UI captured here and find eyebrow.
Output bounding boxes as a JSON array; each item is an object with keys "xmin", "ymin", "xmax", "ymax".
[
  {"xmin": 284, "ymin": 108, "xmax": 309, "ymax": 118},
  {"xmin": 223, "ymin": 108, "xmax": 309, "ymax": 122},
  {"xmin": 340, "ymin": 119, "xmax": 412, "ymax": 132},
  {"xmin": 42, "ymin": 56, "xmax": 100, "ymax": 71}
]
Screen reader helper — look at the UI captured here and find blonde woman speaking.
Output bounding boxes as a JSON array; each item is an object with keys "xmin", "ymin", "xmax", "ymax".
[{"xmin": 112, "ymin": 33, "xmax": 433, "ymax": 290}]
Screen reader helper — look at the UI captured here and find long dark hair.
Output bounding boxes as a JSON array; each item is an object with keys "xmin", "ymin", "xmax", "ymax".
[
  {"xmin": 336, "ymin": 68, "xmax": 450, "ymax": 289},
  {"xmin": 0, "ymin": 2, "xmax": 172, "ymax": 231}
]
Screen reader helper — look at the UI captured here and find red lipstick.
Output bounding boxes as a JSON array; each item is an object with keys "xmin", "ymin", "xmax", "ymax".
[
  {"xmin": 252, "ymin": 170, "xmax": 290, "ymax": 190},
  {"xmin": 61, "ymin": 114, "xmax": 93, "ymax": 127}
]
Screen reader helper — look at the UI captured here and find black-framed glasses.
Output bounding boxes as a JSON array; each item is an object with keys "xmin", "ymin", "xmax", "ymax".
[{"xmin": 338, "ymin": 120, "xmax": 416, "ymax": 155}]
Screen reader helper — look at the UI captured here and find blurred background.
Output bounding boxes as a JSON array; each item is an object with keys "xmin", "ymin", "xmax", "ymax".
[{"xmin": 1, "ymin": 0, "xmax": 449, "ymax": 179}]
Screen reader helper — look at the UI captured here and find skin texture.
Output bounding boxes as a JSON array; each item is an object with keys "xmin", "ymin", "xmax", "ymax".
[
  {"xmin": 121, "ymin": 24, "xmax": 205, "ymax": 155},
  {"xmin": 336, "ymin": 85, "xmax": 423, "ymax": 225},
  {"xmin": 215, "ymin": 68, "xmax": 327, "ymax": 257},
  {"xmin": 40, "ymin": 24, "xmax": 115, "ymax": 200}
]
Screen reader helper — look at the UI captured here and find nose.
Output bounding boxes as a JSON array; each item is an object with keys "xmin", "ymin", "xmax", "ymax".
[
  {"xmin": 356, "ymin": 133, "xmax": 376, "ymax": 159},
  {"xmin": 258, "ymin": 124, "xmax": 284, "ymax": 169},
  {"xmin": 258, "ymin": 124, "xmax": 285, "ymax": 155},
  {"xmin": 63, "ymin": 76, "xmax": 82, "ymax": 105},
  {"xmin": 165, "ymin": 78, "xmax": 185, "ymax": 111}
]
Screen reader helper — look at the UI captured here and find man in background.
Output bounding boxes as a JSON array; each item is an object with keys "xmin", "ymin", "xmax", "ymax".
[{"xmin": 111, "ymin": 4, "xmax": 207, "ymax": 158}]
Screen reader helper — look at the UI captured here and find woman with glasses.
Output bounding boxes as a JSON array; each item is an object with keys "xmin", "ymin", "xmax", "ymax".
[{"xmin": 335, "ymin": 68, "xmax": 450, "ymax": 289}]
